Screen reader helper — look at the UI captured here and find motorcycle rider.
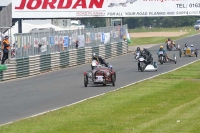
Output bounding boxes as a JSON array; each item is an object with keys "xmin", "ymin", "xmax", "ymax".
[
  {"xmin": 157, "ymin": 46, "xmax": 169, "ymax": 61},
  {"xmin": 184, "ymin": 43, "xmax": 188, "ymax": 50},
  {"xmin": 166, "ymin": 38, "xmax": 172, "ymax": 42},
  {"xmin": 135, "ymin": 47, "xmax": 142, "ymax": 54},
  {"xmin": 142, "ymin": 48, "xmax": 153, "ymax": 64},
  {"xmin": 137, "ymin": 48, "xmax": 153, "ymax": 70},
  {"xmin": 91, "ymin": 53, "xmax": 108, "ymax": 67},
  {"xmin": 171, "ymin": 41, "xmax": 176, "ymax": 47},
  {"xmin": 190, "ymin": 44, "xmax": 195, "ymax": 51},
  {"xmin": 134, "ymin": 47, "xmax": 142, "ymax": 58}
]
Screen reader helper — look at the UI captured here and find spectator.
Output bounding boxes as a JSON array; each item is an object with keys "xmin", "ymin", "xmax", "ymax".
[
  {"xmin": 1, "ymin": 36, "xmax": 10, "ymax": 64},
  {"xmin": 75, "ymin": 40, "xmax": 79, "ymax": 49}
]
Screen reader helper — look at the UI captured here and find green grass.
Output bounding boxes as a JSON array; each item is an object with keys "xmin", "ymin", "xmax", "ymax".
[
  {"xmin": 129, "ymin": 26, "xmax": 199, "ymax": 46},
  {"xmin": 128, "ymin": 26, "xmax": 195, "ymax": 33},
  {"xmin": 1, "ymin": 61, "xmax": 200, "ymax": 132}
]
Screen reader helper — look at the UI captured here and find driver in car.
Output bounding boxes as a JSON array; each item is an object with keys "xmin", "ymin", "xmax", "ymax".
[
  {"xmin": 91, "ymin": 53, "xmax": 109, "ymax": 67},
  {"xmin": 157, "ymin": 46, "xmax": 169, "ymax": 61}
]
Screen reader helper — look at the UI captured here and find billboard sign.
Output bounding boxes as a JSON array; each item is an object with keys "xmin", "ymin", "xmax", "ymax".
[{"xmin": 12, "ymin": 0, "xmax": 200, "ymax": 18}]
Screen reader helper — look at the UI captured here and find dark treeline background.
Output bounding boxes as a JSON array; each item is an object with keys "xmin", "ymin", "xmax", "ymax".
[{"xmin": 79, "ymin": 16, "xmax": 199, "ymax": 29}]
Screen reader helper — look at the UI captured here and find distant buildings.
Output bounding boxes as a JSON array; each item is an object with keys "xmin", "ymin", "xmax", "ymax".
[{"xmin": 51, "ymin": 19, "xmax": 85, "ymax": 29}]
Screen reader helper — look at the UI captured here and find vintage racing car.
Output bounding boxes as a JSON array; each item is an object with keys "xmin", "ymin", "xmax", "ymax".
[
  {"xmin": 84, "ymin": 65, "xmax": 116, "ymax": 87},
  {"xmin": 179, "ymin": 47, "xmax": 198, "ymax": 57}
]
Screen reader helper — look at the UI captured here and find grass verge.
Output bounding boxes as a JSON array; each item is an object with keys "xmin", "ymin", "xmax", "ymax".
[
  {"xmin": 129, "ymin": 26, "xmax": 199, "ymax": 46},
  {"xmin": 1, "ymin": 61, "xmax": 200, "ymax": 133},
  {"xmin": 128, "ymin": 26, "xmax": 195, "ymax": 33}
]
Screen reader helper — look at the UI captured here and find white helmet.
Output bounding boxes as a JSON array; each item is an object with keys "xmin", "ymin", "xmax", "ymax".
[
  {"xmin": 191, "ymin": 44, "xmax": 193, "ymax": 47},
  {"xmin": 93, "ymin": 53, "xmax": 96, "ymax": 56}
]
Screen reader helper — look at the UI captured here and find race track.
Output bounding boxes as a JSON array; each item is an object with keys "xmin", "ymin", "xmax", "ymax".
[{"xmin": 0, "ymin": 34, "xmax": 200, "ymax": 125}]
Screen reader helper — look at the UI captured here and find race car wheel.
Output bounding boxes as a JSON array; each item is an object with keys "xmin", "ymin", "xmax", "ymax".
[
  {"xmin": 111, "ymin": 75, "xmax": 115, "ymax": 86},
  {"xmin": 103, "ymin": 84, "xmax": 106, "ymax": 86},
  {"xmin": 84, "ymin": 75, "xmax": 88, "ymax": 87}
]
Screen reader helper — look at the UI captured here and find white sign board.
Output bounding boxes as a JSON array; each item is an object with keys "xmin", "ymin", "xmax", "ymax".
[
  {"xmin": 12, "ymin": 0, "xmax": 200, "ymax": 18},
  {"xmin": 41, "ymin": 45, "xmax": 47, "ymax": 52},
  {"xmin": 104, "ymin": 33, "xmax": 110, "ymax": 44},
  {"xmin": 78, "ymin": 35, "xmax": 85, "ymax": 47}
]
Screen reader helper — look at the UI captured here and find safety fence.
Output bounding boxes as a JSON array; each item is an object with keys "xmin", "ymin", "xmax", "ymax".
[
  {"xmin": 0, "ymin": 41, "xmax": 128, "ymax": 81},
  {"xmin": 12, "ymin": 24, "xmax": 128, "ymax": 58}
]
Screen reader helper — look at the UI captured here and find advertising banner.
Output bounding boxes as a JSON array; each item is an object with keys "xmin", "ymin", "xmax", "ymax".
[
  {"xmin": 17, "ymin": 35, "xmax": 21, "ymax": 48},
  {"xmin": 41, "ymin": 45, "xmax": 47, "ymax": 52},
  {"xmin": 78, "ymin": 35, "xmax": 85, "ymax": 47},
  {"xmin": 50, "ymin": 36, "xmax": 54, "ymax": 45},
  {"xmin": 12, "ymin": 0, "xmax": 200, "ymax": 18},
  {"xmin": 86, "ymin": 33, "xmax": 91, "ymax": 43},
  {"xmin": 33, "ymin": 38, "xmax": 39, "ymax": 47},
  {"xmin": 64, "ymin": 36, "xmax": 69, "ymax": 47},
  {"xmin": 101, "ymin": 33, "xmax": 105, "ymax": 43},
  {"xmin": 104, "ymin": 33, "xmax": 110, "ymax": 44}
]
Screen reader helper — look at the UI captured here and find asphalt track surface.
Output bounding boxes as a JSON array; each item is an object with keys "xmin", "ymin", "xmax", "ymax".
[{"xmin": 0, "ymin": 34, "xmax": 200, "ymax": 125}]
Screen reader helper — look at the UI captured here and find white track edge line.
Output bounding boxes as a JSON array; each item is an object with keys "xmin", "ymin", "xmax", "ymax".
[{"xmin": 0, "ymin": 58, "xmax": 199, "ymax": 127}]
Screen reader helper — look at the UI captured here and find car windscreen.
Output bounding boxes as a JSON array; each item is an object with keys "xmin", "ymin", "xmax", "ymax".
[{"xmin": 195, "ymin": 21, "xmax": 200, "ymax": 25}]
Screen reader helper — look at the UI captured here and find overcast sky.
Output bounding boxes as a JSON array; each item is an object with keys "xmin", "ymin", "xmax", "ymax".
[{"xmin": 0, "ymin": 0, "xmax": 12, "ymax": 6}]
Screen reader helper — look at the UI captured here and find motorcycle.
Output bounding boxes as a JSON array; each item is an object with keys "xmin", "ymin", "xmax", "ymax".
[
  {"xmin": 91, "ymin": 60, "xmax": 99, "ymax": 70},
  {"xmin": 138, "ymin": 55, "xmax": 146, "ymax": 72},
  {"xmin": 166, "ymin": 41, "xmax": 180, "ymax": 51},
  {"xmin": 158, "ymin": 51, "xmax": 166, "ymax": 65}
]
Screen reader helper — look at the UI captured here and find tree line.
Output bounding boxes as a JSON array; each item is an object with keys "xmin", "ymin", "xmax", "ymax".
[{"xmin": 79, "ymin": 16, "xmax": 199, "ymax": 29}]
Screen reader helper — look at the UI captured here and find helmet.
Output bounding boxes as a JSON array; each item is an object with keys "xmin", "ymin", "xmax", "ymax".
[
  {"xmin": 191, "ymin": 44, "xmax": 193, "ymax": 47},
  {"xmin": 137, "ymin": 47, "xmax": 140, "ymax": 51},
  {"xmin": 93, "ymin": 53, "xmax": 96, "ymax": 57},
  {"xmin": 185, "ymin": 43, "xmax": 188, "ymax": 47},
  {"xmin": 4, "ymin": 36, "xmax": 9, "ymax": 39},
  {"xmin": 160, "ymin": 46, "xmax": 163, "ymax": 49}
]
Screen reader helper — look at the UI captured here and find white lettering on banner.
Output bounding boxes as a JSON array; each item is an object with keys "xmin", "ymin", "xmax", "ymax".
[{"xmin": 12, "ymin": 0, "xmax": 200, "ymax": 18}]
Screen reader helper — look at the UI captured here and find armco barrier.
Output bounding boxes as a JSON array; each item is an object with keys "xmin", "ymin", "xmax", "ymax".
[{"xmin": 1, "ymin": 42, "xmax": 128, "ymax": 81}]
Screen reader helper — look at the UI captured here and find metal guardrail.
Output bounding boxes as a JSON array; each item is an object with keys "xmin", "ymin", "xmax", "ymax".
[
  {"xmin": 12, "ymin": 25, "xmax": 128, "ymax": 59},
  {"xmin": 0, "ymin": 41, "xmax": 128, "ymax": 81}
]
